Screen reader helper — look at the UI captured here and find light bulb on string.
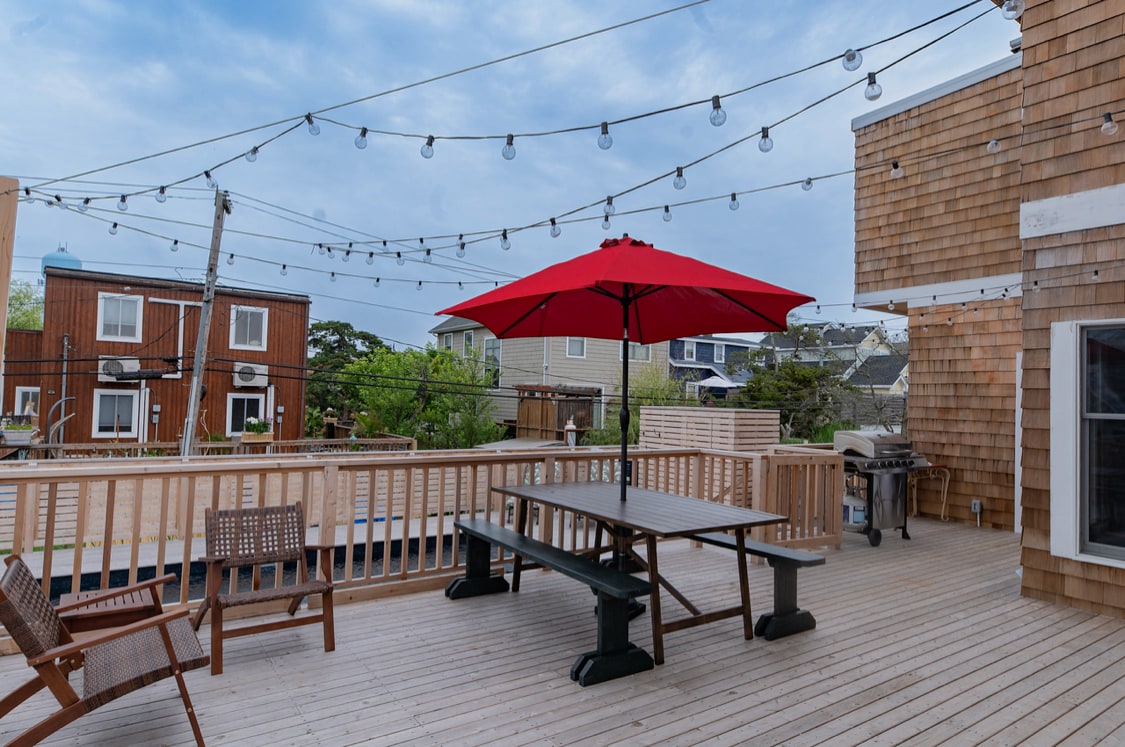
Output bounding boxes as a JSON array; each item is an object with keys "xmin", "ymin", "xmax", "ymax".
[
  {"xmin": 802, "ymin": 177, "xmax": 814, "ymax": 191},
  {"xmin": 79, "ymin": 197, "xmax": 90, "ymax": 212},
  {"xmin": 987, "ymin": 138, "xmax": 1002, "ymax": 154},
  {"xmin": 550, "ymin": 218, "xmax": 561, "ymax": 238},
  {"xmin": 245, "ymin": 146, "xmax": 259, "ymax": 163},
  {"xmin": 374, "ymin": 277, "xmax": 380, "ymax": 287},
  {"xmin": 366, "ymin": 252, "xmax": 374, "ymax": 265},
  {"xmin": 280, "ymin": 264, "xmax": 288, "ymax": 276},
  {"xmin": 226, "ymin": 253, "xmax": 235, "ymax": 266},
  {"xmin": 330, "ymin": 272, "xmax": 338, "ymax": 282},
  {"xmin": 673, "ymin": 167, "xmax": 687, "ymax": 190},
  {"xmin": 852, "ymin": 303, "xmax": 857, "ymax": 313},
  {"xmin": 108, "ymin": 222, "xmax": 118, "ymax": 235},
  {"xmin": 317, "ymin": 243, "xmax": 326, "ymax": 256},
  {"xmin": 22, "ymin": 188, "xmax": 33, "ymax": 203},
  {"xmin": 816, "ymin": 305, "xmax": 822, "ymax": 315},
  {"xmin": 424, "ymin": 249, "xmax": 432, "ymax": 263},
  {"xmin": 156, "ymin": 186, "xmax": 167, "ymax": 203},
  {"xmin": 663, "ymin": 205, "xmax": 672, "ymax": 222},
  {"xmin": 888, "ymin": 300, "xmax": 895, "ymax": 311},
  {"xmin": 416, "ymin": 281, "xmax": 423, "ymax": 291},
  {"xmin": 947, "ymin": 317, "xmax": 953, "ymax": 326},
  {"xmin": 305, "ymin": 113, "xmax": 320, "ymax": 136},
  {"xmin": 420, "ymin": 135, "xmax": 434, "ymax": 159},
  {"xmin": 117, "ymin": 195, "xmax": 128, "ymax": 211},
  {"xmin": 170, "ymin": 239, "xmax": 179, "ymax": 253},
  {"xmin": 842, "ymin": 48, "xmax": 862, "ymax": 71},
  {"xmin": 501, "ymin": 134, "xmax": 516, "ymax": 160},
  {"xmin": 500, "ymin": 229, "xmax": 510, "ymax": 250},
  {"xmin": 598, "ymin": 122, "xmax": 613, "ymax": 150},
  {"xmin": 758, "ymin": 126, "xmax": 773, "ymax": 153},
  {"xmin": 1001, "ymin": 0, "xmax": 1025, "ymax": 20},
  {"xmin": 342, "ymin": 249, "xmax": 350, "ymax": 263},
  {"xmin": 602, "ymin": 215, "xmax": 611, "ymax": 230},
  {"xmin": 709, "ymin": 96, "xmax": 726, "ymax": 127},
  {"xmin": 1102, "ymin": 113, "xmax": 1118, "ymax": 136},
  {"xmin": 396, "ymin": 252, "xmax": 405, "ymax": 266},
  {"xmin": 354, "ymin": 127, "xmax": 368, "ymax": 149},
  {"xmin": 728, "ymin": 193, "xmax": 739, "ymax": 211},
  {"xmin": 457, "ymin": 234, "xmax": 466, "ymax": 258},
  {"xmin": 604, "ymin": 196, "xmax": 615, "ymax": 216},
  {"xmin": 864, "ymin": 73, "xmax": 883, "ymax": 101},
  {"xmin": 204, "ymin": 171, "xmax": 217, "ymax": 189},
  {"xmin": 890, "ymin": 160, "xmax": 904, "ymax": 179}
]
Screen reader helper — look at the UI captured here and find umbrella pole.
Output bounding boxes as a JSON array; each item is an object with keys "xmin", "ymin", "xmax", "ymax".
[{"xmin": 620, "ymin": 303, "xmax": 630, "ymax": 502}]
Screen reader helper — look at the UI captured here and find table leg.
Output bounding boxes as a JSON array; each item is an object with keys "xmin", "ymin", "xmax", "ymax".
[
  {"xmin": 512, "ymin": 498, "xmax": 530, "ymax": 592},
  {"xmin": 646, "ymin": 534, "xmax": 665, "ymax": 665},
  {"xmin": 736, "ymin": 528, "xmax": 754, "ymax": 640}
]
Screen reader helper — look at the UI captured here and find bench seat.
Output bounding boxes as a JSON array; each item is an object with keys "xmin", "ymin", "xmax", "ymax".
[{"xmin": 688, "ymin": 531, "xmax": 824, "ymax": 641}]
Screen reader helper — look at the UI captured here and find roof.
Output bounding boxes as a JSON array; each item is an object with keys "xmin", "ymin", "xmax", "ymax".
[
  {"xmin": 429, "ymin": 315, "xmax": 483, "ymax": 334},
  {"xmin": 848, "ymin": 353, "xmax": 908, "ymax": 387},
  {"xmin": 43, "ymin": 266, "xmax": 310, "ymax": 305}
]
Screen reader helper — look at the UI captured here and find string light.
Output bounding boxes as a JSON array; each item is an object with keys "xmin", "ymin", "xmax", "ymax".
[
  {"xmin": 1102, "ymin": 113, "xmax": 1119, "ymax": 136},
  {"xmin": 420, "ymin": 135, "xmax": 435, "ymax": 158},
  {"xmin": 79, "ymin": 197, "xmax": 90, "ymax": 212},
  {"xmin": 330, "ymin": 271, "xmax": 337, "ymax": 282},
  {"xmin": 602, "ymin": 215, "xmax": 611, "ymax": 230},
  {"xmin": 416, "ymin": 281, "xmax": 423, "ymax": 291},
  {"xmin": 366, "ymin": 251, "xmax": 374, "ymax": 265},
  {"xmin": 598, "ymin": 122, "xmax": 613, "ymax": 150},
  {"xmin": 280, "ymin": 264, "xmax": 288, "ymax": 276},
  {"xmin": 888, "ymin": 300, "xmax": 895, "ymax": 311},
  {"xmin": 374, "ymin": 277, "xmax": 380, "ymax": 287},
  {"xmin": 108, "ymin": 222, "xmax": 118, "ymax": 235},
  {"xmin": 890, "ymin": 160, "xmax": 904, "ymax": 179},
  {"xmin": 305, "ymin": 114, "xmax": 320, "ymax": 136},
  {"xmin": 709, "ymin": 96, "xmax": 726, "ymax": 127},
  {"xmin": 816, "ymin": 305, "xmax": 822, "ymax": 315},
  {"xmin": 23, "ymin": 188, "xmax": 33, "ymax": 203},
  {"xmin": 673, "ymin": 167, "xmax": 687, "ymax": 190},
  {"xmin": 987, "ymin": 139, "xmax": 1001, "ymax": 154},
  {"xmin": 1001, "ymin": 0, "xmax": 1025, "ymax": 20},
  {"xmin": 226, "ymin": 253, "xmax": 235, "ymax": 266},
  {"xmin": 852, "ymin": 303, "xmax": 857, "ymax": 313},
  {"xmin": 204, "ymin": 170, "xmax": 217, "ymax": 189},
  {"xmin": 457, "ymin": 234, "xmax": 466, "ymax": 258},
  {"xmin": 604, "ymin": 196, "xmax": 615, "ymax": 216},
  {"xmin": 156, "ymin": 187, "xmax": 167, "ymax": 203},
  {"xmin": 550, "ymin": 218, "xmax": 561, "ymax": 238},
  {"xmin": 758, "ymin": 126, "xmax": 773, "ymax": 153},
  {"xmin": 396, "ymin": 252, "xmax": 405, "ymax": 266},
  {"xmin": 802, "ymin": 177, "xmax": 814, "ymax": 191},
  {"xmin": 663, "ymin": 205, "xmax": 672, "ymax": 222},
  {"xmin": 245, "ymin": 146, "xmax": 259, "ymax": 162},
  {"xmin": 354, "ymin": 127, "xmax": 368, "ymax": 149},
  {"xmin": 864, "ymin": 73, "xmax": 883, "ymax": 101},
  {"xmin": 501, "ymin": 134, "xmax": 516, "ymax": 160},
  {"xmin": 170, "ymin": 239, "xmax": 179, "ymax": 252},
  {"xmin": 842, "ymin": 48, "xmax": 863, "ymax": 71},
  {"xmin": 500, "ymin": 229, "xmax": 510, "ymax": 250},
  {"xmin": 117, "ymin": 195, "xmax": 128, "ymax": 211},
  {"xmin": 728, "ymin": 193, "xmax": 739, "ymax": 211}
]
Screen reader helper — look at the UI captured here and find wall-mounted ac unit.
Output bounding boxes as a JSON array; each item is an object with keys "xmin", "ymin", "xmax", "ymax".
[
  {"xmin": 98, "ymin": 356, "xmax": 141, "ymax": 382},
  {"xmin": 233, "ymin": 362, "xmax": 268, "ymax": 388}
]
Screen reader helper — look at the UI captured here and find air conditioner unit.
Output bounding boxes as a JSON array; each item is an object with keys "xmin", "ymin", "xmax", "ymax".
[
  {"xmin": 97, "ymin": 356, "xmax": 141, "ymax": 382},
  {"xmin": 233, "ymin": 362, "xmax": 268, "ymax": 388}
]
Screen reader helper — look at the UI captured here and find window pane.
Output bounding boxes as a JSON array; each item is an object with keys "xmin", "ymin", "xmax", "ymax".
[
  {"xmin": 1086, "ymin": 418, "xmax": 1125, "ymax": 551},
  {"xmin": 97, "ymin": 394, "xmax": 133, "ymax": 433},
  {"xmin": 1086, "ymin": 328, "xmax": 1125, "ymax": 414},
  {"xmin": 567, "ymin": 338, "xmax": 585, "ymax": 357},
  {"xmin": 231, "ymin": 396, "xmax": 262, "ymax": 432}
]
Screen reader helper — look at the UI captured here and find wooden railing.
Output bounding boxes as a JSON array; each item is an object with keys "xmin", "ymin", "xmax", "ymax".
[
  {"xmin": 12, "ymin": 435, "xmax": 417, "ymax": 460},
  {"xmin": 0, "ymin": 443, "xmax": 842, "ymax": 646}
]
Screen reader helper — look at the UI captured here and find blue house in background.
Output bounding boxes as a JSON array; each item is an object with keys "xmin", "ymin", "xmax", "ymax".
[{"xmin": 668, "ymin": 334, "xmax": 758, "ymax": 398}]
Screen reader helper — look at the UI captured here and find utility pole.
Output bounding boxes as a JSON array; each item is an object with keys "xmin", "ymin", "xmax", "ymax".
[{"xmin": 180, "ymin": 189, "xmax": 231, "ymax": 458}]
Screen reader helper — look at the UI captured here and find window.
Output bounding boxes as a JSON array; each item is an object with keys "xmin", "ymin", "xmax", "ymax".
[
  {"xmin": 567, "ymin": 337, "xmax": 586, "ymax": 358},
  {"xmin": 97, "ymin": 293, "xmax": 143, "ymax": 342},
  {"xmin": 230, "ymin": 306, "xmax": 268, "ymax": 350},
  {"xmin": 463, "ymin": 330, "xmax": 475, "ymax": 355},
  {"xmin": 1052, "ymin": 321, "xmax": 1125, "ymax": 566},
  {"xmin": 93, "ymin": 390, "xmax": 138, "ymax": 438},
  {"xmin": 442, "ymin": 333, "xmax": 453, "ymax": 351},
  {"xmin": 227, "ymin": 393, "xmax": 265, "ymax": 436},
  {"xmin": 684, "ymin": 341, "xmax": 696, "ymax": 361},
  {"xmin": 484, "ymin": 337, "xmax": 502, "ymax": 390},
  {"xmin": 14, "ymin": 387, "xmax": 39, "ymax": 416},
  {"xmin": 621, "ymin": 342, "xmax": 651, "ymax": 362},
  {"xmin": 714, "ymin": 344, "xmax": 725, "ymax": 363}
]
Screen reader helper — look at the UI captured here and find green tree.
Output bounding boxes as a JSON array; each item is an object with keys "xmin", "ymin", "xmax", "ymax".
[
  {"xmin": 344, "ymin": 346, "xmax": 504, "ymax": 449},
  {"xmin": 581, "ymin": 365, "xmax": 696, "ymax": 446},
  {"xmin": 306, "ymin": 320, "xmax": 388, "ymax": 416},
  {"xmin": 7, "ymin": 280, "xmax": 43, "ymax": 330}
]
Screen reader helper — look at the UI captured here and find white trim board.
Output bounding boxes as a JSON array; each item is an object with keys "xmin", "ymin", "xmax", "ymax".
[
  {"xmin": 853, "ymin": 272, "xmax": 1023, "ymax": 311},
  {"xmin": 1020, "ymin": 183, "xmax": 1125, "ymax": 239}
]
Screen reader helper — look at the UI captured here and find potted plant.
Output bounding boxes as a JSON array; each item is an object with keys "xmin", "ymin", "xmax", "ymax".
[
  {"xmin": 241, "ymin": 416, "xmax": 273, "ymax": 443},
  {"xmin": 1, "ymin": 421, "xmax": 37, "ymax": 446}
]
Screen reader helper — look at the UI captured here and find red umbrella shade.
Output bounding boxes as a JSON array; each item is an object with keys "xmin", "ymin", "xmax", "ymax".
[{"xmin": 437, "ymin": 236, "xmax": 813, "ymax": 344}]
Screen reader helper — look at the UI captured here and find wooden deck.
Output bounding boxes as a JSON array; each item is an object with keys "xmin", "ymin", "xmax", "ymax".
[{"xmin": 4, "ymin": 518, "xmax": 1125, "ymax": 746}]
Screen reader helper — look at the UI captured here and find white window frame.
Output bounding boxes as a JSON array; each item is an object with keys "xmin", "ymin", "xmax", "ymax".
[
  {"xmin": 566, "ymin": 337, "xmax": 586, "ymax": 358},
  {"xmin": 14, "ymin": 386, "xmax": 40, "ymax": 416},
  {"xmin": 463, "ymin": 330, "xmax": 475, "ymax": 355},
  {"xmin": 442, "ymin": 333, "xmax": 453, "ymax": 351},
  {"xmin": 97, "ymin": 292, "xmax": 144, "ymax": 343},
  {"xmin": 92, "ymin": 389, "xmax": 139, "ymax": 439},
  {"xmin": 684, "ymin": 341, "xmax": 696, "ymax": 361},
  {"xmin": 1050, "ymin": 319, "xmax": 1125, "ymax": 570},
  {"xmin": 227, "ymin": 392, "xmax": 266, "ymax": 436},
  {"xmin": 484, "ymin": 337, "xmax": 502, "ymax": 391},
  {"xmin": 714, "ymin": 343, "xmax": 725, "ymax": 363},
  {"xmin": 230, "ymin": 305, "xmax": 268, "ymax": 351},
  {"xmin": 620, "ymin": 342, "xmax": 652, "ymax": 363}
]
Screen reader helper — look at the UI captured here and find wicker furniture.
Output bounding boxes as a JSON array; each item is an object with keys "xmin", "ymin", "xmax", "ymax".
[
  {"xmin": 0, "ymin": 555, "xmax": 208, "ymax": 746},
  {"xmin": 191, "ymin": 502, "xmax": 335, "ymax": 675}
]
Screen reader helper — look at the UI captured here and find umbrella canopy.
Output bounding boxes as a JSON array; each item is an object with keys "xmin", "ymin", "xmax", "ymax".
[
  {"xmin": 437, "ymin": 236, "xmax": 814, "ymax": 500},
  {"xmin": 695, "ymin": 375, "xmax": 742, "ymax": 389}
]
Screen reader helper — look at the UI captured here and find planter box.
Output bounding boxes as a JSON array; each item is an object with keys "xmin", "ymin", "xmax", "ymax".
[
  {"xmin": 2, "ymin": 430, "xmax": 35, "ymax": 445},
  {"xmin": 241, "ymin": 431, "xmax": 274, "ymax": 443}
]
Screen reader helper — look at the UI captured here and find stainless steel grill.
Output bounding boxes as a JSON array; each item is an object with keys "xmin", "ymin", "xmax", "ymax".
[{"xmin": 834, "ymin": 430, "xmax": 930, "ymax": 546}]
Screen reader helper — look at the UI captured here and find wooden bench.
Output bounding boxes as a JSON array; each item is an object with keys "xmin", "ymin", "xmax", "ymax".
[
  {"xmin": 688, "ymin": 532, "xmax": 825, "ymax": 641},
  {"xmin": 190, "ymin": 502, "xmax": 335, "ymax": 675},
  {"xmin": 446, "ymin": 518, "xmax": 653, "ymax": 686}
]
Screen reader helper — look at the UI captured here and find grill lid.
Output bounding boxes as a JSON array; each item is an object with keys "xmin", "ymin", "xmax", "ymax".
[{"xmin": 833, "ymin": 429, "xmax": 912, "ymax": 459}]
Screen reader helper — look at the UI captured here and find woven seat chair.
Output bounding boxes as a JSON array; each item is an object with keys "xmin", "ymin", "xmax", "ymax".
[
  {"xmin": 0, "ymin": 555, "xmax": 208, "ymax": 746},
  {"xmin": 191, "ymin": 501, "xmax": 335, "ymax": 675}
]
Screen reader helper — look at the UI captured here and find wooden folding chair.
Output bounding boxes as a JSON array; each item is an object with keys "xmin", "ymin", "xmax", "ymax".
[{"xmin": 0, "ymin": 555, "xmax": 208, "ymax": 746}]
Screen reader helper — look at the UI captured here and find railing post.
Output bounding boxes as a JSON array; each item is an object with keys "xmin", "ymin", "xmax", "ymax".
[{"xmin": 319, "ymin": 462, "xmax": 338, "ymax": 546}]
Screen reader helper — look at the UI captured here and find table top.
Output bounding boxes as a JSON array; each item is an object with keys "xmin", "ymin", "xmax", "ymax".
[{"xmin": 493, "ymin": 482, "xmax": 785, "ymax": 538}]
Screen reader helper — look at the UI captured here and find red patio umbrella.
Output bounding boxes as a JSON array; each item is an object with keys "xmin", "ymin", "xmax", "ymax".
[{"xmin": 437, "ymin": 235, "xmax": 814, "ymax": 500}]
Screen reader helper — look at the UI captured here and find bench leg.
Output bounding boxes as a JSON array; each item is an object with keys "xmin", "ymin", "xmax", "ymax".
[
  {"xmin": 753, "ymin": 560, "xmax": 816, "ymax": 641},
  {"xmin": 445, "ymin": 534, "xmax": 510, "ymax": 599},
  {"xmin": 570, "ymin": 592, "xmax": 653, "ymax": 686}
]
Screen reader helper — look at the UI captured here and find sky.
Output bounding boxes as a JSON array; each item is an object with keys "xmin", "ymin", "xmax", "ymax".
[{"xmin": 1, "ymin": 0, "xmax": 1023, "ymax": 351}]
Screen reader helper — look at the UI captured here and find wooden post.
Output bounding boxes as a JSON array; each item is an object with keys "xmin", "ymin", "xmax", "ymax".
[{"xmin": 0, "ymin": 177, "xmax": 18, "ymax": 373}]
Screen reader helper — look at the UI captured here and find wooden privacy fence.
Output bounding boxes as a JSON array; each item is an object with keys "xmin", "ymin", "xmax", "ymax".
[{"xmin": 0, "ymin": 443, "xmax": 842, "ymax": 644}]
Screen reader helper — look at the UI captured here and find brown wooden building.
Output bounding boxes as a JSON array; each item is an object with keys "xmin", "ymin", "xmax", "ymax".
[
  {"xmin": 853, "ymin": 0, "xmax": 1125, "ymax": 619},
  {"xmin": 2, "ymin": 267, "xmax": 310, "ymax": 444}
]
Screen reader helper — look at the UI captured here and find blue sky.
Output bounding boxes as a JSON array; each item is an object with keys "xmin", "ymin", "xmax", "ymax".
[{"xmin": 1, "ymin": 1, "xmax": 1023, "ymax": 350}]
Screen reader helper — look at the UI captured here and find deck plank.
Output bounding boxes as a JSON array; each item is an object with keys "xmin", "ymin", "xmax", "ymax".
[{"xmin": 2, "ymin": 519, "xmax": 1125, "ymax": 746}]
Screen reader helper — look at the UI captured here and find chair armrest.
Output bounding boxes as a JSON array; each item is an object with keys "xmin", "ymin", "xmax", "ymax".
[
  {"xmin": 53, "ymin": 573, "xmax": 178, "ymax": 614},
  {"xmin": 27, "ymin": 608, "xmax": 192, "ymax": 667}
]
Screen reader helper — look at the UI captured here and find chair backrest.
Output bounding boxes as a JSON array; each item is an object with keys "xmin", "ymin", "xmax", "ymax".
[
  {"xmin": 204, "ymin": 502, "xmax": 307, "ymax": 569},
  {"xmin": 0, "ymin": 555, "xmax": 65, "ymax": 659}
]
